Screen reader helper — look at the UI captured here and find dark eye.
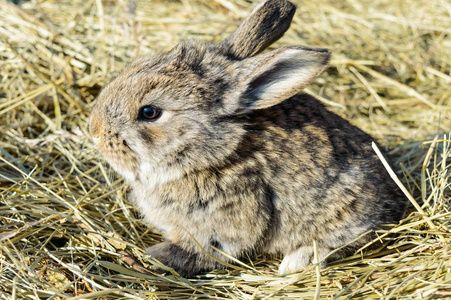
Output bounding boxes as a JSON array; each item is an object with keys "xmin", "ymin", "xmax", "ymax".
[{"xmin": 139, "ymin": 106, "xmax": 162, "ymax": 122}]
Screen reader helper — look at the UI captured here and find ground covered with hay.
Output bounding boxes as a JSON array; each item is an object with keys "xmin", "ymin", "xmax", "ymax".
[{"xmin": 1, "ymin": 0, "xmax": 450, "ymax": 299}]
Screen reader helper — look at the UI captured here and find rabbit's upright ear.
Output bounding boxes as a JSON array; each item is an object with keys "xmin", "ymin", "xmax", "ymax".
[
  {"xmin": 219, "ymin": 0, "xmax": 296, "ymax": 60},
  {"xmin": 224, "ymin": 46, "xmax": 331, "ymax": 113}
]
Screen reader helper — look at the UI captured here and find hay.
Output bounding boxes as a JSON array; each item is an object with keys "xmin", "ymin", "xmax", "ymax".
[{"xmin": 0, "ymin": 0, "xmax": 450, "ymax": 298}]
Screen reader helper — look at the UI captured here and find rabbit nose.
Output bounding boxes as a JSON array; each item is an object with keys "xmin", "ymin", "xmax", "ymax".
[
  {"xmin": 92, "ymin": 136, "xmax": 100, "ymax": 144},
  {"xmin": 89, "ymin": 113, "xmax": 103, "ymax": 140}
]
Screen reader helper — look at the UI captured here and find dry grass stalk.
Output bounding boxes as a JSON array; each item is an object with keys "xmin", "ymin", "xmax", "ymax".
[{"xmin": 0, "ymin": 0, "xmax": 450, "ymax": 299}]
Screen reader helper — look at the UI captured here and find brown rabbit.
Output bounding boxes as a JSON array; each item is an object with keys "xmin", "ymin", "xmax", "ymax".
[{"xmin": 89, "ymin": 0, "xmax": 406, "ymax": 276}]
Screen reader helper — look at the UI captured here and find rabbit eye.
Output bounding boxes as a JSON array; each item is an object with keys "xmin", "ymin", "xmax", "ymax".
[{"xmin": 139, "ymin": 106, "xmax": 162, "ymax": 122}]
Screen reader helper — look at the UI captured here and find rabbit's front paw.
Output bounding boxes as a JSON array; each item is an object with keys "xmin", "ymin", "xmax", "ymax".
[
  {"xmin": 146, "ymin": 242, "xmax": 172, "ymax": 265},
  {"xmin": 146, "ymin": 241, "xmax": 218, "ymax": 277}
]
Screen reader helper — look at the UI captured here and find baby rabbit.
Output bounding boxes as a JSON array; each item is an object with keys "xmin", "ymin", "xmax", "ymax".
[{"xmin": 90, "ymin": 0, "xmax": 406, "ymax": 276}]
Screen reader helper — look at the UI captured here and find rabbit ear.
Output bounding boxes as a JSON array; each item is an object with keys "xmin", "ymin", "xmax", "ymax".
[
  {"xmin": 219, "ymin": 0, "xmax": 296, "ymax": 60},
  {"xmin": 225, "ymin": 47, "xmax": 331, "ymax": 113}
]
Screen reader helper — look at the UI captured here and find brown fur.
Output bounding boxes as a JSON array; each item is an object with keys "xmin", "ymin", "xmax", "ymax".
[{"xmin": 90, "ymin": 0, "xmax": 406, "ymax": 277}]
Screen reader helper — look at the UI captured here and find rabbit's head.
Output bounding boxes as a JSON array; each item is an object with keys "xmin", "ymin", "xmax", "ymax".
[{"xmin": 89, "ymin": 0, "xmax": 330, "ymax": 186}]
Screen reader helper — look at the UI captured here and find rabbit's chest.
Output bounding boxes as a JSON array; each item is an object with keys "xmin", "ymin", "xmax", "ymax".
[
  {"xmin": 130, "ymin": 181, "xmax": 211, "ymax": 230},
  {"xmin": 130, "ymin": 176, "xmax": 271, "ymax": 236}
]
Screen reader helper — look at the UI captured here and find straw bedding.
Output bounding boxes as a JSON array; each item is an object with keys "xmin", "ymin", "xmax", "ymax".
[{"xmin": 0, "ymin": 0, "xmax": 450, "ymax": 299}]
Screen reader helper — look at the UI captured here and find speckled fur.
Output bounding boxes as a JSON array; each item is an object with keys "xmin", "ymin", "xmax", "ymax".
[{"xmin": 90, "ymin": 0, "xmax": 406, "ymax": 277}]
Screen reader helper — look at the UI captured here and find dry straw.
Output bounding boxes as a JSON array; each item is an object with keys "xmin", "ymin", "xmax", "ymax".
[{"xmin": 1, "ymin": 0, "xmax": 450, "ymax": 299}]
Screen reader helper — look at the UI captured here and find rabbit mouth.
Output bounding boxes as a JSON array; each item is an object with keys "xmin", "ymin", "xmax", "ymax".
[
  {"xmin": 93, "ymin": 135, "xmax": 139, "ymax": 182},
  {"xmin": 102, "ymin": 150, "xmax": 139, "ymax": 182}
]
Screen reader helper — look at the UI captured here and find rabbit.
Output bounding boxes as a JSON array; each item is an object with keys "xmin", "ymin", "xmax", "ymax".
[{"xmin": 89, "ymin": 0, "xmax": 406, "ymax": 277}]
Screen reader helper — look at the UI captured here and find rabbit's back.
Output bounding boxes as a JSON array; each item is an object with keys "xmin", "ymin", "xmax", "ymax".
[{"xmin": 243, "ymin": 93, "xmax": 405, "ymax": 254}]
